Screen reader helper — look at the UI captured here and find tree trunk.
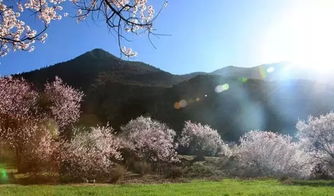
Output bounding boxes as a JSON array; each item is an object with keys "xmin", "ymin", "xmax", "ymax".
[{"xmin": 15, "ymin": 147, "xmax": 23, "ymax": 173}]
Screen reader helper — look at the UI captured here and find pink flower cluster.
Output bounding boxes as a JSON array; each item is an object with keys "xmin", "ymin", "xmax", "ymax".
[
  {"xmin": 0, "ymin": 76, "xmax": 38, "ymax": 120},
  {"xmin": 0, "ymin": 76, "xmax": 83, "ymax": 171},
  {"xmin": 44, "ymin": 76, "xmax": 84, "ymax": 128}
]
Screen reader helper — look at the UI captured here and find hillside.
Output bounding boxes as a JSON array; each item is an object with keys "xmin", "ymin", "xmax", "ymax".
[
  {"xmin": 19, "ymin": 49, "xmax": 188, "ymax": 89},
  {"xmin": 210, "ymin": 63, "xmax": 324, "ymax": 83},
  {"xmin": 18, "ymin": 49, "xmax": 334, "ymax": 141}
]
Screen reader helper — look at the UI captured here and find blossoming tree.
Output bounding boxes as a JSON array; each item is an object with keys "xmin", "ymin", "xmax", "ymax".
[
  {"xmin": 236, "ymin": 130, "xmax": 311, "ymax": 178},
  {"xmin": 44, "ymin": 76, "xmax": 84, "ymax": 129},
  {"xmin": 297, "ymin": 113, "xmax": 334, "ymax": 178},
  {"xmin": 121, "ymin": 116, "xmax": 179, "ymax": 164},
  {"xmin": 0, "ymin": 0, "xmax": 165, "ymax": 57},
  {"xmin": 60, "ymin": 125, "xmax": 124, "ymax": 181},
  {"xmin": 0, "ymin": 76, "xmax": 83, "ymax": 172},
  {"xmin": 178, "ymin": 121, "xmax": 230, "ymax": 160}
]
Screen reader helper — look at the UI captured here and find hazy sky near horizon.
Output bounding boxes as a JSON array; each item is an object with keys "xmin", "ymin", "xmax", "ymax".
[{"xmin": 1, "ymin": 0, "xmax": 334, "ymax": 75}]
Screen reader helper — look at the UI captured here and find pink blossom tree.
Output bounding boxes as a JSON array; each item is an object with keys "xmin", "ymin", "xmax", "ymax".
[
  {"xmin": 236, "ymin": 130, "xmax": 311, "ymax": 178},
  {"xmin": 18, "ymin": 121, "xmax": 61, "ymax": 173},
  {"xmin": 121, "ymin": 116, "xmax": 179, "ymax": 164},
  {"xmin": 44, "ymin": 76, "xmax": 84, "ymax": 130},
  {"xmin": 60, "ymin": 125, "xmax": 124, "ymax": 181},
  {"xmin": 0, "ymin": 76, "xmax": 39, "ymax": 171},
  {"xmin": 297, "ymin": 113, "xmax": 334, "ymax": 178},
  {"xmin": 0, "ymin": 76, "xmax": 83, "ymax": 172},
  {"xmin": 178, "ymin": 121, "xmax": 229, "ymax": 161},
  {"xmin": 0, "ymin": 0, "xmax": 166, "ymax": 57}
]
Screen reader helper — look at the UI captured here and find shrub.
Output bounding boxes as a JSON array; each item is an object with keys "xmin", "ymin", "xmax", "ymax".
[
  {"xmin": 109, "ymin": 165, "xmax": 127, "ymax": 183},
  {"xmin": 185, "ymin": 162, "xmax": 215, "ymax": 178},
  {"xmin": 130, "ymin": 161, "xmax": 152, "ymax": 176},
  {"xmin": 165, "ymin": 166, "xmax": 184, "ymax": 179}
]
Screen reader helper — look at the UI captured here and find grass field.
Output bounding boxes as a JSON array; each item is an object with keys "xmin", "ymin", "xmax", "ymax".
[{"xmin": 0, "ymin": 179, "xmax": 333, "ymax": 196}]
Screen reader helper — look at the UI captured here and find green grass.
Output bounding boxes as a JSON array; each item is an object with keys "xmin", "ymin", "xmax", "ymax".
[{"xmin": 0, "ymin": 179, "xmax": 333, "ymax": 196}]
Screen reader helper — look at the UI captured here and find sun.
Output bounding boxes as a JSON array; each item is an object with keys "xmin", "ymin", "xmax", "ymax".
[{"xmin": 260, "ymin": 0, "xmax": 334, "ymax": 76}]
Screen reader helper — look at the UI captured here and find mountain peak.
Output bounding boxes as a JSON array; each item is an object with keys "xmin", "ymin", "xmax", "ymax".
[
  {"xmin": 79, "ymin": 48, "xmax": 118, "ymax": 60},
  {"xmin": 211, "ymin": 65, "xmax": 245, "ymax": 75}
]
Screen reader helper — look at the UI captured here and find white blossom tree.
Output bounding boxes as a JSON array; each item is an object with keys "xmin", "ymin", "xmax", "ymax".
[
  {"xmin": 121, "ymin": 116, "xmax": 179, "ymax": 163},
  {"xmin": 236, "ymin": 130, "xmax": 311, "ymax": 178},
  {"xmin": 60, "ymin": 125, "xmax": 124, "ymax": 181},
  {"xmin": 178, "ymin": 121, "xmax": 229, "ymax": 160},
  {"xmin": 0, "ymin": 0, "xmax": 166, "ymax": 57},
  {"xmin": 297, "ymin": 113, "xmax": 334, "ymax": 178}
]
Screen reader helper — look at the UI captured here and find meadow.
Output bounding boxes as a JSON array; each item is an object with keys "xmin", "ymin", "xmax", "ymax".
[{"xmin": 0, "ymin": 179, "xmax": 333, "ymax": 196}]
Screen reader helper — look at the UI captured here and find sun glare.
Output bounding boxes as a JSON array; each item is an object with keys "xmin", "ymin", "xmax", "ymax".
[{"xmin": 260, "ymin": 0, "xmax": 334, "ymax": 77}]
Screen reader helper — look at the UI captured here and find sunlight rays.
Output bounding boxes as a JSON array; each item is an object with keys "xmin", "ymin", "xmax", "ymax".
[{"xmin": 260, "ymin": 0, "xmax": 334, "ymax": 78}]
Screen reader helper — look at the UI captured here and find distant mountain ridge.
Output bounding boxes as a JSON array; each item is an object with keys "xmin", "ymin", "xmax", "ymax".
[
  {"xmin": 19, "ymin": 49, "xmax": 190, "ymax": 89},
  {"xmin": 211, "ymin": 64, "xmax": 278, "ymax": 79},
  {"xmin": 16, "ymin": 49, "xmax": 334, "ymax": 141},
  {"xmin": 18, "ymin": 49, "xmax": 316, "ymax": 88}
]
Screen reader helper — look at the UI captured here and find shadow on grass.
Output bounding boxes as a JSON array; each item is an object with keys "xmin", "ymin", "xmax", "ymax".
[
  {"xmin": 289, "ymin": 180, "xmax": 334, "ymax": 187},
  {"xmin": 15, "ymin": 175, "xmax": 59, "ymax": 185},
  {"xmin": 0, "ymin": 173, "xmax": 60, "ymax": 185}
]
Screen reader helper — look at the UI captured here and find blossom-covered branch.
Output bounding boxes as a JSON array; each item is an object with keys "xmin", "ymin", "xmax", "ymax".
[{"xmin": 0, "ymin": 0, "xmax": 165, "ymax": 57}]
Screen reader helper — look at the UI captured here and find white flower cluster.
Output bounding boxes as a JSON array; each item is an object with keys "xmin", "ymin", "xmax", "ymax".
[
  {"xmin": 103, "ymin": 0, "xmax": 155, "ymax": 25},
  {"xmin": 297, "ymin": 113, "xmax": 334, "ymax": 177},
  {"xmin": 61, "ymin": 125, "xmax": 124, "ymax": 180},
  {"xmin": 0, "ymin": 0, "xmax": 65, "ymax": 56},
  {"xmin": 236, "ymin": 131, "xmax": 312, "ymax": 178},
  {"xmin": 121, "ymin": 46, "xmax": 137, "ymax": 57},
  {"xmin": 24, "ymin": 0, "xmax": 65, "ymax": 24},
  {"xmin": 72, "ymin": 0, "xmax": 157, "ymax": 57},
  {"xmin": 121, "ymin": 116, "xmax": 179, "ymax": 163},
  {"xmin": 179, "ymin": 121, "xmax": 228, "ymax": 157}
]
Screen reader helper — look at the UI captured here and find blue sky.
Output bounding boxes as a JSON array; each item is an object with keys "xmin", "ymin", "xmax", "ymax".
[{"xmin": 1, "ymin": 0, "xmax": 333, "ymax": 75}]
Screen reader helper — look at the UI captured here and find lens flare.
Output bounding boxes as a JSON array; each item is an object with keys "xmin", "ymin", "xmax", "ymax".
[
  {"xmin": 174, "ymin": 102, "xmax": 181, "ymax": 110},
  {"xmin": 215, "ymin": 83, "xmax": 230, "ymax": 93},
  {"xmin": 174, "ymin": 99, "xmax": 188, "ymax": 109},
  {"xmin": 0, "ymin": 168, "xmax": 8, "ymax": 182},
  {"xmin": 258, "ymin": 67, "xmax": 268, "ymax": 79},
  {"xmin": 267, "ymin": 66, "xmax": 275, "ymax": 73},
  {"xmin": 179, "ymin": 99, "xmax": 188, "ymax": 108},
  {"xmin": 259, "ymin": 0, "xmax": 334, "ymax": 80},
  {"xmin": 239, "ymin": 77, "xmax": 248, "ymax": 83}
]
